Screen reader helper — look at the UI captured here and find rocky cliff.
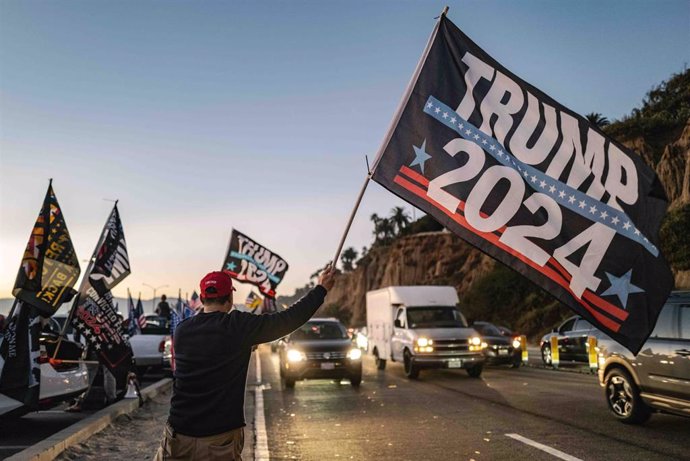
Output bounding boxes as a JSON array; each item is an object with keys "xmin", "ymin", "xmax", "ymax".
[{"xmin": 321, "ymin": 231, "xmax": 496, "ymax": 326}]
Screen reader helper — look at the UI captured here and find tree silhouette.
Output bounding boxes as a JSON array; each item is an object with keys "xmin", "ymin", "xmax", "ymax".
[
  {"xmin": 585, "ymin": 112, "xmax": 610, "ymax": 129},
  {"xmin": 390, "ymin": 206, "xmax": 410, "ymax": 236},
  {"xmin": 340, "ymin": 247, "xmax": 358, "ymax": 272}
]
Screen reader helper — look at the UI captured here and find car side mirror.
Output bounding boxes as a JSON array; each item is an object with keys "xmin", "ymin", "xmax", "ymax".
[{"xmin": 394, "ymin": 319, "xmax": 402, "ymax": 328}]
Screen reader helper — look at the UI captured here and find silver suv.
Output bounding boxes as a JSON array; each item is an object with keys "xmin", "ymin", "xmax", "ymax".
[{"xmin": 597, "ymin": 291, "xmax": 690, "ymax": 423}]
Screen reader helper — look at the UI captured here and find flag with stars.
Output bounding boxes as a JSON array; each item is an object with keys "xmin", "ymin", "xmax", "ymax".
[
  {"xmin": 13, "ymin": 181, "xmax": 81, "ymax": 316},
  {"xmin": 70, "ymin": 203, "xmax": 133, "ymax": 370},
  {"xmin": 222, "ymin": 229, "xmax": 289, "ymax": 298},
  {"xmin": 170, "ymin": 308, "xmax": 182, "ymax": 336},
  {"xmin": 136, "ymin": 296, "xmax": 146, "ymax": 330},
  {"xmin": 188, "ymin": 291, "xmax": 202, "ymax": 311},
  {"xmin": 127, "ymin": 292, "xmax": 140, "ymax": 336},
  {"xmin": 370, "ymin": 14, "xmax": 673, "ymax": 354},
  {"xmin": 244, "ymin": 291, "xmax": 262, "ymax": 310}
]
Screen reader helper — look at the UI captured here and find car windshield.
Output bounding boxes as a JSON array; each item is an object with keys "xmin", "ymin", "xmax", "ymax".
[
  {"xmin": 407, "ymin": 306, "xmax": 467, "ymax": 329},
  {"xmin": 141, "ymin": 316, "xmax": 169, "ymax": 335},
  {"xmin": 291, "ymin": 322, "xmax": 348, "ymax": 340},
  {"xmin": 476, "ymin": 323, "xmax": 503, "ymax": 336}
]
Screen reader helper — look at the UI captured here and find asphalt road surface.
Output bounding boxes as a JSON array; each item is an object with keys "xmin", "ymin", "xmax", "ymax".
[
  {"xmin": 257, "ymin": 346, "xmax": 690, "ymax": 461},
  {"xmin": 0, "ymin": 373, "xmax": 162, "ymax": 459}
]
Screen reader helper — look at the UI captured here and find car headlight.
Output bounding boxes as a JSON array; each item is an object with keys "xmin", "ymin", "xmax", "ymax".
[
  {"xmin": 348, "ymin": 348, "xmax": 362, "ymax": 360},
  {"xmin": 512, "ymin": 338, "xmax": 521, "ymax": 349},
  {"xmin": 416, "ymin": 337, "xmax": 433, "ymax": 347},
  {"xmin": 286, "ymin": 349, "xmax": 305, "ymax": 362},
  {"xmin": 469, "ymin": 336, "xmax": 484, "ymax": 351}
]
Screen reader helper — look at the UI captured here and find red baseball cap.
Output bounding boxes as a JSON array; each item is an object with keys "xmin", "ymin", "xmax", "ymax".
[{"xmin": 200, "ymin": 271, "xmax": 237, "ymax": 298}]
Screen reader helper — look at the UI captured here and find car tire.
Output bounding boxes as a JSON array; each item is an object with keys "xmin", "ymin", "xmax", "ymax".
[
  {"xmin": 541, "ymin": 344, "xmax": 552, "ymax": 366},
  {"xmin": 350, "ymin": 375, "xmax": 362, "ymax": 387},
  {"xmin": 604, "ymin": 368, "xmax": 651, "ymax": 424},
  {"xmin": 374, "ymin": 349, "xmax": 386, "ymax": 370},
  {"xmin": 403, "ymin": 350, "xmax": 419, "ymax": 379},
  {"xmin": 466, "ymin": 364, "xmax": 483, "ymax": 378}
]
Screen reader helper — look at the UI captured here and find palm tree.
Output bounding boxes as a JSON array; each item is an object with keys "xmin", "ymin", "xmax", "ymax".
[
  {"xmin": 340, "ymin": 247, "xmax": 358, "ymax": 272},
  {"xmin": 585, "ymin": 112, "xmax": 610, "ymax": 129},
  {"xmin": 378, "ymin": 218, "xmax": 396, "ymax": 244},
  {"xmin": 371, "ymin": 213, "xmax": 383, "ymax": 242},
  {"xmin": 390, "ymin": 206, "xmax": 410, "ymax": 236}
]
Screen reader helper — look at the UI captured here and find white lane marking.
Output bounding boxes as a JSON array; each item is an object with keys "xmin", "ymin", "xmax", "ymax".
[
  {"xmin": 254, "ymin": 350, "xmax": 270, "ymax": 461},
  {"xmin": 505, "ymin": 433, "xmax": 583, "ymax": 461}
]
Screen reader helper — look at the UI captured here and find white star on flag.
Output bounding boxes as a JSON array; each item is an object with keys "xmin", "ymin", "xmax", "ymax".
[
  {"xmin": 589, "ymin": 205, "xmax": 597, "ymax": 214},
  {"xmin": 579, "ymin": 200, "xmax": 587, "ymax": 209}
]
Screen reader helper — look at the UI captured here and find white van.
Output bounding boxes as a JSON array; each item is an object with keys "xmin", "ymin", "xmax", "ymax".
[{"xmin": 366, "ymin": 286, "xmax": 485, "ymax": 379}]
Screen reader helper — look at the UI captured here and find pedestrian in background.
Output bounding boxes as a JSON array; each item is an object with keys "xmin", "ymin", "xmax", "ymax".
[
  {"xmin": 154, "ymin": 264, "xmax": 335, "ymax": 461},
  {"xmin": 156, "ymin": 294, "xmax": 171, "ymax": 320}
]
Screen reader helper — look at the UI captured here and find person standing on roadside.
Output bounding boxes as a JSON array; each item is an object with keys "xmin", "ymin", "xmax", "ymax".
[
  {"xmin": 154, "ymin": 264, "xmax": 336, "ymax": 461},
  {"xmin": 156, "ymin": 294, "xmax": 172, "ymax": 320}
]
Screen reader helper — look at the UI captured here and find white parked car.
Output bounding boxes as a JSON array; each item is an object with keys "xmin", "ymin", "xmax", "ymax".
[
  {"xmin": 129, "ymin": 315, "xmax": 170, "ymax": 376},
  {"xmin": 0, "ymin": 319, "xmax": 89, "ymax": 418}
]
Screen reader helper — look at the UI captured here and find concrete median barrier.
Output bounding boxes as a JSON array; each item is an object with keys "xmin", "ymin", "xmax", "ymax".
[{"xmin": 6, "ymin": 378, "xmax": 172, "ymax": 461}]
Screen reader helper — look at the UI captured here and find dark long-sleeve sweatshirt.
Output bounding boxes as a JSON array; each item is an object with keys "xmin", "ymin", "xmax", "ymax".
[{"xmin": 168, "ymin": 285, "xmax": 327, "ymax": 437}]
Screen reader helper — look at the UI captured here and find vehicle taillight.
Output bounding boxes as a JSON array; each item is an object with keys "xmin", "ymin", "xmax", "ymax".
[{"xmin": 159, "ymin": 340, "xmax": 166, "ymax": 353}]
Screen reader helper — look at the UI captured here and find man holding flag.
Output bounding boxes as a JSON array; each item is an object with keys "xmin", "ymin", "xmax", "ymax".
[{"xmin": 155, "ymin": 265, "xmax": 335, "ymax": 460}]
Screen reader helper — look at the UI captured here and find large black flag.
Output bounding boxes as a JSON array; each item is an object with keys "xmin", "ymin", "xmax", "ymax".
[
  {"xmin": 0, "ymin": 300, "xmax": 42, "ymax": 412},
  {"xmin": 371, "ymin": 15, "xmax": 673, "ymax": 354},
  {"xmin": 13, "ymin": 182, "xmax": 81, "ymax": 316},
  {"xmin": 222, "ymin": 229, "xmax": 289, "ymax": 298},
  {"xmin": 71, "ymin": 204, "xmax": 133, "ymax": 370}
]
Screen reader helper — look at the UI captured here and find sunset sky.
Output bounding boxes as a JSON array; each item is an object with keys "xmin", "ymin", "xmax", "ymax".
[{"xmin": 1, "ymin": 0, "xmax": 688, "ymax": 303}]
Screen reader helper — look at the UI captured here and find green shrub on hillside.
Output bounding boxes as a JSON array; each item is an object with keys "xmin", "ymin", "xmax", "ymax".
[
  {"xmin": 660, "ymin": 203, "xmax": 690, "ymax": 271},
  {"xmin": 605, "ymin": 68, "xmax": 690, "ymax": 164}
]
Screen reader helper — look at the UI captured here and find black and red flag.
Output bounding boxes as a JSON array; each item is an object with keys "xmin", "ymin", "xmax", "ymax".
[
  {"xmin": 71, "ymin": 203, "xmax": 133, "ymax": 370},
  {"xmin": 222, "ymin": 229, "xmax": 289, "ymax": 298},
  {"xmin": 12, "ymin": 181, "xmax": 81, "ymax": 316},
  {"xmin": 370, "ymin": 13, "xmax": 673, "ymax": 354}
]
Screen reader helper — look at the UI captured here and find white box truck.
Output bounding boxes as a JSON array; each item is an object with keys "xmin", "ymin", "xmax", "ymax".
[{"xmin": 366, "ymin": 286, "xmax": 485, "ymax": 379}]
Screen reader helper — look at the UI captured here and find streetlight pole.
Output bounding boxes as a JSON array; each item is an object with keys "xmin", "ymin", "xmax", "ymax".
[{"xmin": 143, "ymin": 283, "xmax": 169, "ymax": 313}]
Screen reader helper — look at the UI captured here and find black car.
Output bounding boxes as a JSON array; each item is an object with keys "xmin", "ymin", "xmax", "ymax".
[
  {"xmin": 278, "ymin": 318, "xmax": 362, "ymax": 388},
  {"xmin": 540, "ymin": 315, "xmax": 607, "ymax": 365},
  {"xmin": 598, "ymin": 291, "xmax": 690, "ymax": 424},
  {"xmin": 472, "ymin": 321, "xmax": 521, "ymax": 367}
]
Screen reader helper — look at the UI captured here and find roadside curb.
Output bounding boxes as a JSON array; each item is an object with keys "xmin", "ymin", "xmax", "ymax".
[{"xmin": 6, "ymin": 378, "xmax": 172, "ymax": 461}]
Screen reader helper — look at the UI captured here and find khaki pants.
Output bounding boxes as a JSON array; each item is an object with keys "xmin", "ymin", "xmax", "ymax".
[{"xmin": 154, "ymin": 423, "xmax": 244, "ymax": 461}]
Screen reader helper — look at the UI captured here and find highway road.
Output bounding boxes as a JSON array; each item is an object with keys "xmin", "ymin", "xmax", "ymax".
[
  {"xmin": 3, "ymin": 348, "xmax": 689, "ymax": 461},
  {"xmin": 256, "ymin": 346, "xmax": 690, "ymax": 460}
]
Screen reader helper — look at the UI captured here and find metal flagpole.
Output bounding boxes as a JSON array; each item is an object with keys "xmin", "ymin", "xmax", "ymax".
[
  {"xmin": 53, "ymin": 202, "xmax": 117, "ymax": 359},
  {"xmin": 330, "ymin": 6, "xmax": 449, "ymax": 268},
  {"xmin": 6, "ymin": 297, "xmax": 20, "ymax": 322}
]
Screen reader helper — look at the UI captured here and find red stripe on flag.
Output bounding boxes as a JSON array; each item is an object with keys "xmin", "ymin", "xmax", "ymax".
[
  {"xmin": 392, "ymin": 174, "xmax": 623, "ymax": 333},
  {"xmin": 399, "ymin": 165, "xmax": 430, "ymax": 186}
]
